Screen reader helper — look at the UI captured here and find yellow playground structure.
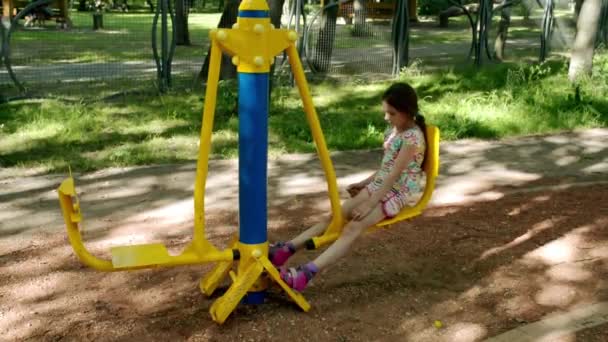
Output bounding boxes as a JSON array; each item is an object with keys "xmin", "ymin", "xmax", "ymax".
[{"xmin": 57, "ymin": 0, "xmax": 440, "ymax": 325}]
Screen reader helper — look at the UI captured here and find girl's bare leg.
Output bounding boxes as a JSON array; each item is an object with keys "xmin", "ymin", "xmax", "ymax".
[
  {"xmin": 288, "ymin": 190, "xmax": 371, "ymax": 249},
  {"xmin": 278, "ymin": 200, "xmax": 385, "ymax": 292},
  {"xmin": 312, "ymin": 203, "xmax": 385, "ymax": 270}
]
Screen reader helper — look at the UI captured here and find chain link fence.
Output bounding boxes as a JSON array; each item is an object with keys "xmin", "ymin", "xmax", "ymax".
[
  {"xmin": 0, "ymin": 0, "xmax": 224, "ymax": 98},
  {"xmin": 3, "ymin": 0, "xmax": 570, "ymax": 99},
  {"xmin": 1, "ymin": 0, "xmax": 413, "ymax": 99}
]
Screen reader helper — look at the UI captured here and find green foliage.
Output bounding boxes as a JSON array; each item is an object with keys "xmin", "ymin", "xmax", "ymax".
[{"xmin": 1, "ymin": 55, "xmax": 608, "ymax": 173}]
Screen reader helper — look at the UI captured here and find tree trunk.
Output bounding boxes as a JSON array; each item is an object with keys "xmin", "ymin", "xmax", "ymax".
[
  {"xmin": 146, "ymin": 0, "xmax": 155, "ymax": 12},
  {"xmin": 569, "ymin": 0, "xmax": 602, "ymax": 81},
  {"xmin": 78, "ymin": 0, "xmax": 87, "ymax": 11},
  {"xmin": 517, "ymin": 0, "xmax": 532, "ymax": 22},
  {"xmin": 597, "ymin": 0, "xmax": 608, "ymax": 47},
  {"xmin": 199, "ymin": 0, "xmax": 240, "ymax": 82},
  {"xmin": 268, "ymin": 0, "xmax": 285, "ymax": 91},
  {"xmin": 352, "ymin": 0, "xmax": 367, "ymax": 35},
  {"xmin": 392, "ymin": 0, "xmax": 409, "ymax": 74},
  {"xmin": 269, "ymin": 0, "xmax": 285, "ymax": 26},
  {"xmin": 574, "ymin": 0, "xmax": 583, "ymax": 22},
  {"xmin": 493, "ymin": 2, "xmax": 511, "ymax": 61},
  {"xmin": 311, "ymin": 1, "xmax": 339, "ymax": 72},
  {"xmin": 93, "ymin": 12, "xmax": 104, "ymax": 30},
  {"xmin": 408, "ymin": 0, "xmax": 418, "ymax": 22},
  {"xmin": 175, "ymin": 0, "xmax": 191, "ymax": 46}
]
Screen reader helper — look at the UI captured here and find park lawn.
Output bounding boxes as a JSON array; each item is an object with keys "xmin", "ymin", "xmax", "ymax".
[
  {"xmin": 8, "ymin": 12, "xmax": 221, "ymax": 64},
  {"xmin": 7, "ymin": 7, "xmax": 571, "ymax": 64},
  {"xmin": 1, "ymin": 52, "xmax": 607, "ymax": 174}
]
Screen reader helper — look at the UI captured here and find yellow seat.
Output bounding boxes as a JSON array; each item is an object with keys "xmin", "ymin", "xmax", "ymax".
[{"xmin": 372, "ymin": 124, "xmax": 440, "ymax": 229}]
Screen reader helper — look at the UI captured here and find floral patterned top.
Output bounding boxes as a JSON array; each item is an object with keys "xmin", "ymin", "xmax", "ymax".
[{"xmin": 368, "ymin": 125, "xmax": 426, "ymax": 198}]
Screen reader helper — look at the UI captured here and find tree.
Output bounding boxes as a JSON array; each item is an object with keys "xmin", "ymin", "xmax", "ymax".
[
  {"xmin": 198, "ymin": 0, "xmax": 240, "ymax": 82},
  {"xmin": 493, "ymin": 0, "xmax": 511, "ymax": 61},
  {"xmin": 568, "ymin": 0, "xmax": 602, "ymax": 81},
  {"xmin": 574, "ymin": 0, "xmax": 583, "ymax": 21},
  {"xmin": 175, "ymin": 0, "xmax": 191, "ymax": 45}
]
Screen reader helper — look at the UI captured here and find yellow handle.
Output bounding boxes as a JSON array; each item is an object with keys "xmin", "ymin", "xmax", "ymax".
[
  {"xmin": 193, "ymin": 37, "xmax": 223, "ymax": 246},
  {"xmin": 286, "ymin": 44, "xmax": 344, "ymax": 236},
  {"xmin": 58, "ymin": 178, "xmax": 116, "ymax": 271}
]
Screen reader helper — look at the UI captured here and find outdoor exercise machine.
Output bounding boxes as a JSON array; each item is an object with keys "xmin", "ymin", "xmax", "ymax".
[{"xmin": 57, "ymin": 0, "xmax": 440, "ymax": 324}]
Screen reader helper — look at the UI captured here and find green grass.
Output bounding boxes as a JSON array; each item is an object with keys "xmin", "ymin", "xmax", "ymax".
[
  {"xmin": 1, "ymin": 52, "xmax": 607, "ymax": 173},
  {"xmin": 9, "ymin": 7, "xmax": 571, "ymax": 64},
  {"xmin": 1, "ymin": 7, "xmax": 605, "ymax": 173},
  {"xmin": 9, "ymin": 12, "xmax": 221, "ymax": 63}
]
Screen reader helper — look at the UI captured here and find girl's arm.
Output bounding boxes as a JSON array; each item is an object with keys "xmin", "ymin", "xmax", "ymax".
[
  {"xmin": 352, "ymin": 145, "xmax": 416, "ymax": 220},
  {"xmin": 347, "ymin": 171, "xmax": 377, "ymax": 197},
  {"xmin": 356, "ymin": 172, "xmax": 377, "ymax": 187}
]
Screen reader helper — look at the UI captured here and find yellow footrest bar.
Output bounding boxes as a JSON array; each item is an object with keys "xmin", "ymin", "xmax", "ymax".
[{"xmin": 111, "ymin": 243, "xmax": 172, "ymax": 268}]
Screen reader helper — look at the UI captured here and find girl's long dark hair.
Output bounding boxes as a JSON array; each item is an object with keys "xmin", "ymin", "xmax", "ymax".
[{"xmin": 382, "ymin": 82, "xmax": 428, "ymax": 169}]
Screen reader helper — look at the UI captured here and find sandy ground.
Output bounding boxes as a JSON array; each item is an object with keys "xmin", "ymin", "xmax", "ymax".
[{"xmin": 1, "ymin": 128, "xmax": 607, "ymax": 341}]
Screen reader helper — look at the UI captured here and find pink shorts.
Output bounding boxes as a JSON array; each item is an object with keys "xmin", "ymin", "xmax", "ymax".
[{"xmin": 366, "ymin": 186, "xmax": 407, "ymax": 218}]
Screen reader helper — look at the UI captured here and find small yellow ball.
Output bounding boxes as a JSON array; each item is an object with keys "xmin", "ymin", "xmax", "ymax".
[
  {"xmin": 251, "ymin": 249, "xmax": 262, "ymax": 258},
  {"xmin": 232, "ymin": 23, "xmax": 239, "ymax": 29},
  {"xmin": 231, "ymin": 56, "xmax": 239, "ymax": 66},
  {"xmin": 434, "ymin": 320, "xmax": 443, "ymax": 329},
  {"xmin": 254, "ymin": 56, "xmax": 264, "ymax": 66}
]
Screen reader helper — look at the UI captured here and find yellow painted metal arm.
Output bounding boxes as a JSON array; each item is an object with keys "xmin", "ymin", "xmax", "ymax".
[
  {"xmin": 193, "ymin": 37, "xmax": 223, "ymax": 248},
  {"xmin": 57, "ymin": 178, "xmax": 116, "ymax": 271},
  {"xmin": 286, "ymin": 44, "xmax": 344, "ymax": 238}
]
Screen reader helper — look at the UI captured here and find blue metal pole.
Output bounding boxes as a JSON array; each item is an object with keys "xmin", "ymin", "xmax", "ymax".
[
  {"xmin": 238, "ymin": 72, "xmax": 269, "ymax": 304},
  {"xmin": 238, "ymin": 73, "xmax": 269, "ymax": 245}
]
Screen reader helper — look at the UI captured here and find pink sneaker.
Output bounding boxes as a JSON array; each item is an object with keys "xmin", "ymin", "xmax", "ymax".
[
  {"xmin": 279, "ymin": 262, "xmax": 319, "ymax": 292},
  {"xmin": 269, "ymin": 242, "xmax": 295, "ymax": 267}
]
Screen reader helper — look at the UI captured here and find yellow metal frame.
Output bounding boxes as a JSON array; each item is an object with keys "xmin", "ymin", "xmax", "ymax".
[
  {"xmin": 196, "ymin": 15, "xmax": 336, "ymax": 324},
  {"xmin": 56, "ymin": 0, "xmax": 333, "ymax": 323},
  {"xmin": 56, "ymin": 0, "xmax": 437, "ymax": 322}
]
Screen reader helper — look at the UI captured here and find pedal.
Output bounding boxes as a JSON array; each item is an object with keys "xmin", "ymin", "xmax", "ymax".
[{"xmin": 258, "ymin": 256, "xmax": 311, "ymax": 312}]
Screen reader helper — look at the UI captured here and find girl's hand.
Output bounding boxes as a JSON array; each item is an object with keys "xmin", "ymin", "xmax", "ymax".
[
  {"xmin": 352, "ymin": 202, "xmax": 373, "ymax": 221},
  {"xmin": 347, "ymin": 182, "xmax": 364, "ymax": 197}
]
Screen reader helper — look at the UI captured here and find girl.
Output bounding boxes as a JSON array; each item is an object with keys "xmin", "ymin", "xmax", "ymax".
[{"xmin": 271, "ymin": 82, "xmax": 427, "ymax": 292}]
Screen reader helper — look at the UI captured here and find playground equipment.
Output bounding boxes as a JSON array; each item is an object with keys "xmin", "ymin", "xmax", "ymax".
[{"xmin": 57, "ymin": 0, "xmax": 440, "ymax": 324}]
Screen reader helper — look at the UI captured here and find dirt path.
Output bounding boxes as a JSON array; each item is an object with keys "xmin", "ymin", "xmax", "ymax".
[{"xmin": 1, "ymin": 128, "xmax": 607, "ymax": 341}]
